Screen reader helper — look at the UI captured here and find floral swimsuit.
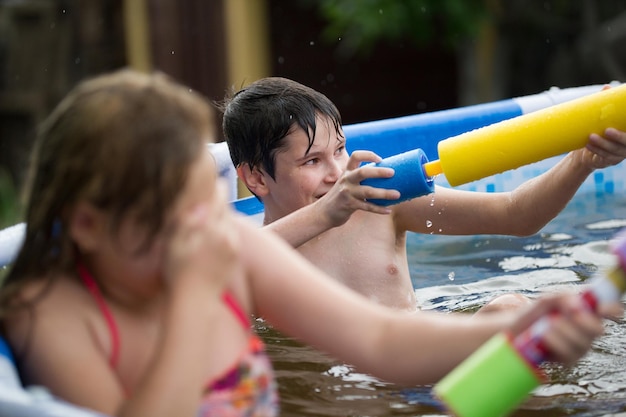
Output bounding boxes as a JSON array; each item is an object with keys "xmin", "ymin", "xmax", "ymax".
[{"xmin": 78, "ymin": 265, "xmax": 279, "ymax": 417}]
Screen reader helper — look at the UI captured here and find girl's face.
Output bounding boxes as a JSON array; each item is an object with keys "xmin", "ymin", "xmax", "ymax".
[
  {"xmin": 91, "ymin": 147, "xmax": 219, "ymax": 299},
  {"xmin": 262, "ymin": 116, "xmax": 348, "ymax": 219},
  {"xmin": 166, "ymin": 146, "xmax": 219, "ymax": 230}
]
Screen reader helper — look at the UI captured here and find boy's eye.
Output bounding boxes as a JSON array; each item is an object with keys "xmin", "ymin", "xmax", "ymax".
[
  {"xmin": 303, "ymin": 158, "xmax": 319, "ymax": 166},
  {"xmin": 335, "ymin": 145, "xmax": 346, "ymax": 156}
]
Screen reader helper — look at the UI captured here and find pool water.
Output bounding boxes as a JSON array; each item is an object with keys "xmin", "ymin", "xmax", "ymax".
[{"xmin": 257, "ymin": 191, "xmax": 626, "ymax": 417}]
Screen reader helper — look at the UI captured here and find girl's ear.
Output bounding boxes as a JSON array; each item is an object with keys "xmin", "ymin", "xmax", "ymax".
[
  {"xmin": 236, "ymin": 164, "xmax": 269, "ymax": 198},
  {"xmin": 68, "ymin": 202, "xmax": 107, "ymax": 253}
]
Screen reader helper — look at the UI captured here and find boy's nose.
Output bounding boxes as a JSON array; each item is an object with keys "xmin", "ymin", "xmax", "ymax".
[{"xmin": 325, "ymin": 160, "xmax": 344, "ymax": 182}]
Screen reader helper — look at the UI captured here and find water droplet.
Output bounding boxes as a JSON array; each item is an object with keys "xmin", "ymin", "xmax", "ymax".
[
  {"xmin": 309, "ymin": 41, "xmax": 315, "ymax": 46},
  {"xmin": 171, "ymin": 50, "xmax": 175, "ymax": 55},
  {"xmin": 448, "ymin": 271, "xmax": 455, "ymax": 281},
  {"xmin": 426, "ymin": 220, "xmax": 432, "ymax": 228}
]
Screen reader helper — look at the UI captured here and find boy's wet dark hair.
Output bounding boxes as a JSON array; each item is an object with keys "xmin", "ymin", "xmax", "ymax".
[{"xmin": 221, "ymin": 77, "xmax": 344, "ymax": 180}]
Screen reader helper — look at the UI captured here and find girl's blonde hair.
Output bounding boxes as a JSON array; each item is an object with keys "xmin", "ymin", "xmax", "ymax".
[{"xmin": 0, "ymin": 69, "xmax": 215, "ymax": 315}]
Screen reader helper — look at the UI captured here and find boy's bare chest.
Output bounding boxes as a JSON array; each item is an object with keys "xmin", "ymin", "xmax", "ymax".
[
  {"xmin": 297, "ymin": 214, "xmax": 416, "ymax": 309},
  {"xmin": 297, "ymin": 215, "xmax": 408, "ymax": 283}
]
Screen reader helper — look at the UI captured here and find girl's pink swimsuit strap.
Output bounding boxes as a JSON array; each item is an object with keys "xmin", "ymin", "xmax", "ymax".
[{"xmin": 77, "ymin": 264, "xmax": 279, "ymax": 416}]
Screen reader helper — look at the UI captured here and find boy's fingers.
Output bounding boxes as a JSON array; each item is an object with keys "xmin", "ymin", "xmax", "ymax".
[
  {"xmin": 346, "ymin": 150, "xmax": 382, "ymax": 171},
  {"xmin": 359, "ymin": 185, "xmax": 401, "ymax": 202},
  {"xmin": 356, "ymin": 166, "xmax": 395, "ymax": 181}
]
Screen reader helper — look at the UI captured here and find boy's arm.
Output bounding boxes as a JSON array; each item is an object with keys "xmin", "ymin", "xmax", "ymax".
[
  {"xmin": 502, "ymin": 128, "xmax": 626, "ymax": 235},
  {"xmin": 263, "ymin": 200, "xmax": 343, "ymax": 247},
  {"xmin": 395, "ymin": 128, "xmax": 626, "ymax": 236}
]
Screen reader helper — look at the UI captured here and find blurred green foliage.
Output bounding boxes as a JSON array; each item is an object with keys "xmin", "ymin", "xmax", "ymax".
[{"xmin": 301, "ymin": 0, "xmax": 489, "ymax": 56}]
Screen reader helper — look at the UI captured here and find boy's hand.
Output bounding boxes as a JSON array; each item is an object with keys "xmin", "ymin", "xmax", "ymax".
[
  {"xmin": 318, "ymin": 150, "xmax": 401, "ymax": 227},
  {"xmin": 581, "ymin": 127, "xmax": 626, "ymax": 170}
]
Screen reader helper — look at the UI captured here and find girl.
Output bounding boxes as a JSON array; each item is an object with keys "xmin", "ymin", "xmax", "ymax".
[{"xmin": 0, "ymin": 69, "xmax": 616, "ymax": 417}]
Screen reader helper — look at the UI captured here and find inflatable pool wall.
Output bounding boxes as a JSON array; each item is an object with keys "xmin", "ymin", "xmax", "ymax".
[
  {"xmin": 0, "ymin": 223, "xmax": 24, "ymax": 274},
  {"xmin": 342, "ymin": 84, "xmax": 619, "ymax": 160},
  {"xmin": 0, "ymin": 83, "xmax": 624, "ymax": 417}
]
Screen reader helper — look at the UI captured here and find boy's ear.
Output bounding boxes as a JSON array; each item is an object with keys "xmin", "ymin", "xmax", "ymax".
[
  {"xmin": 237, "ymin": 164, "xmax": 269, "ymax": 197},
  {"xmin": 68, "ymin": 202, "xmax": 107, "ymax": 253}
]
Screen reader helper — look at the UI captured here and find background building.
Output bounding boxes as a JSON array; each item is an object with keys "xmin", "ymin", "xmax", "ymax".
[{"xmin": 1, "ymin": 0, "xmax": 625, "ymax": 224}]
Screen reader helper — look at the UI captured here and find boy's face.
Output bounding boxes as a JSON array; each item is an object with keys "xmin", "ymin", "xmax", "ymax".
[{"xmin": 262, "ymin": 116, "xmax": 348, "ymax": 218}]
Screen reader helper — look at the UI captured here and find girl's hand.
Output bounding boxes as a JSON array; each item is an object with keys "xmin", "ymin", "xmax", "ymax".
[
  {"xmin": 164, "ymin": 179, "xmax": 241, "ymax": 296},
  {"xmin": 508, "ymin": 294, "xmax": 607, "ymax": 367},
  {"xmin": 539, "ymin": 301, "xmax": 606, "ymax": 366}
]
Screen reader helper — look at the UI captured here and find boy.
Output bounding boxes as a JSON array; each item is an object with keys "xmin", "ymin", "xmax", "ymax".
[{"xmin": 222, "ymin": 77, "xmax": 626, "ymax": 311}]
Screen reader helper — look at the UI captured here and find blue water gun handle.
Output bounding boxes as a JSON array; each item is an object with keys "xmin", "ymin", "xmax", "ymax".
[{"xmin": 361, "ymin": 148, "xmax": 435, "ymax": 206}]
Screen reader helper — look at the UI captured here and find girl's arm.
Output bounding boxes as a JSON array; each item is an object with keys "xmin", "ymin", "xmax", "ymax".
[
  {"xmin": 119, "ymin": 182, "xmax": 240, "ymax": 417},
  {"xmin": 242, "ymin": 218, "xmax": 607, "ymax": 385},
  {"xmin": 4, "ymin": 289, "xmax": 126, "ymax": 411}
]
